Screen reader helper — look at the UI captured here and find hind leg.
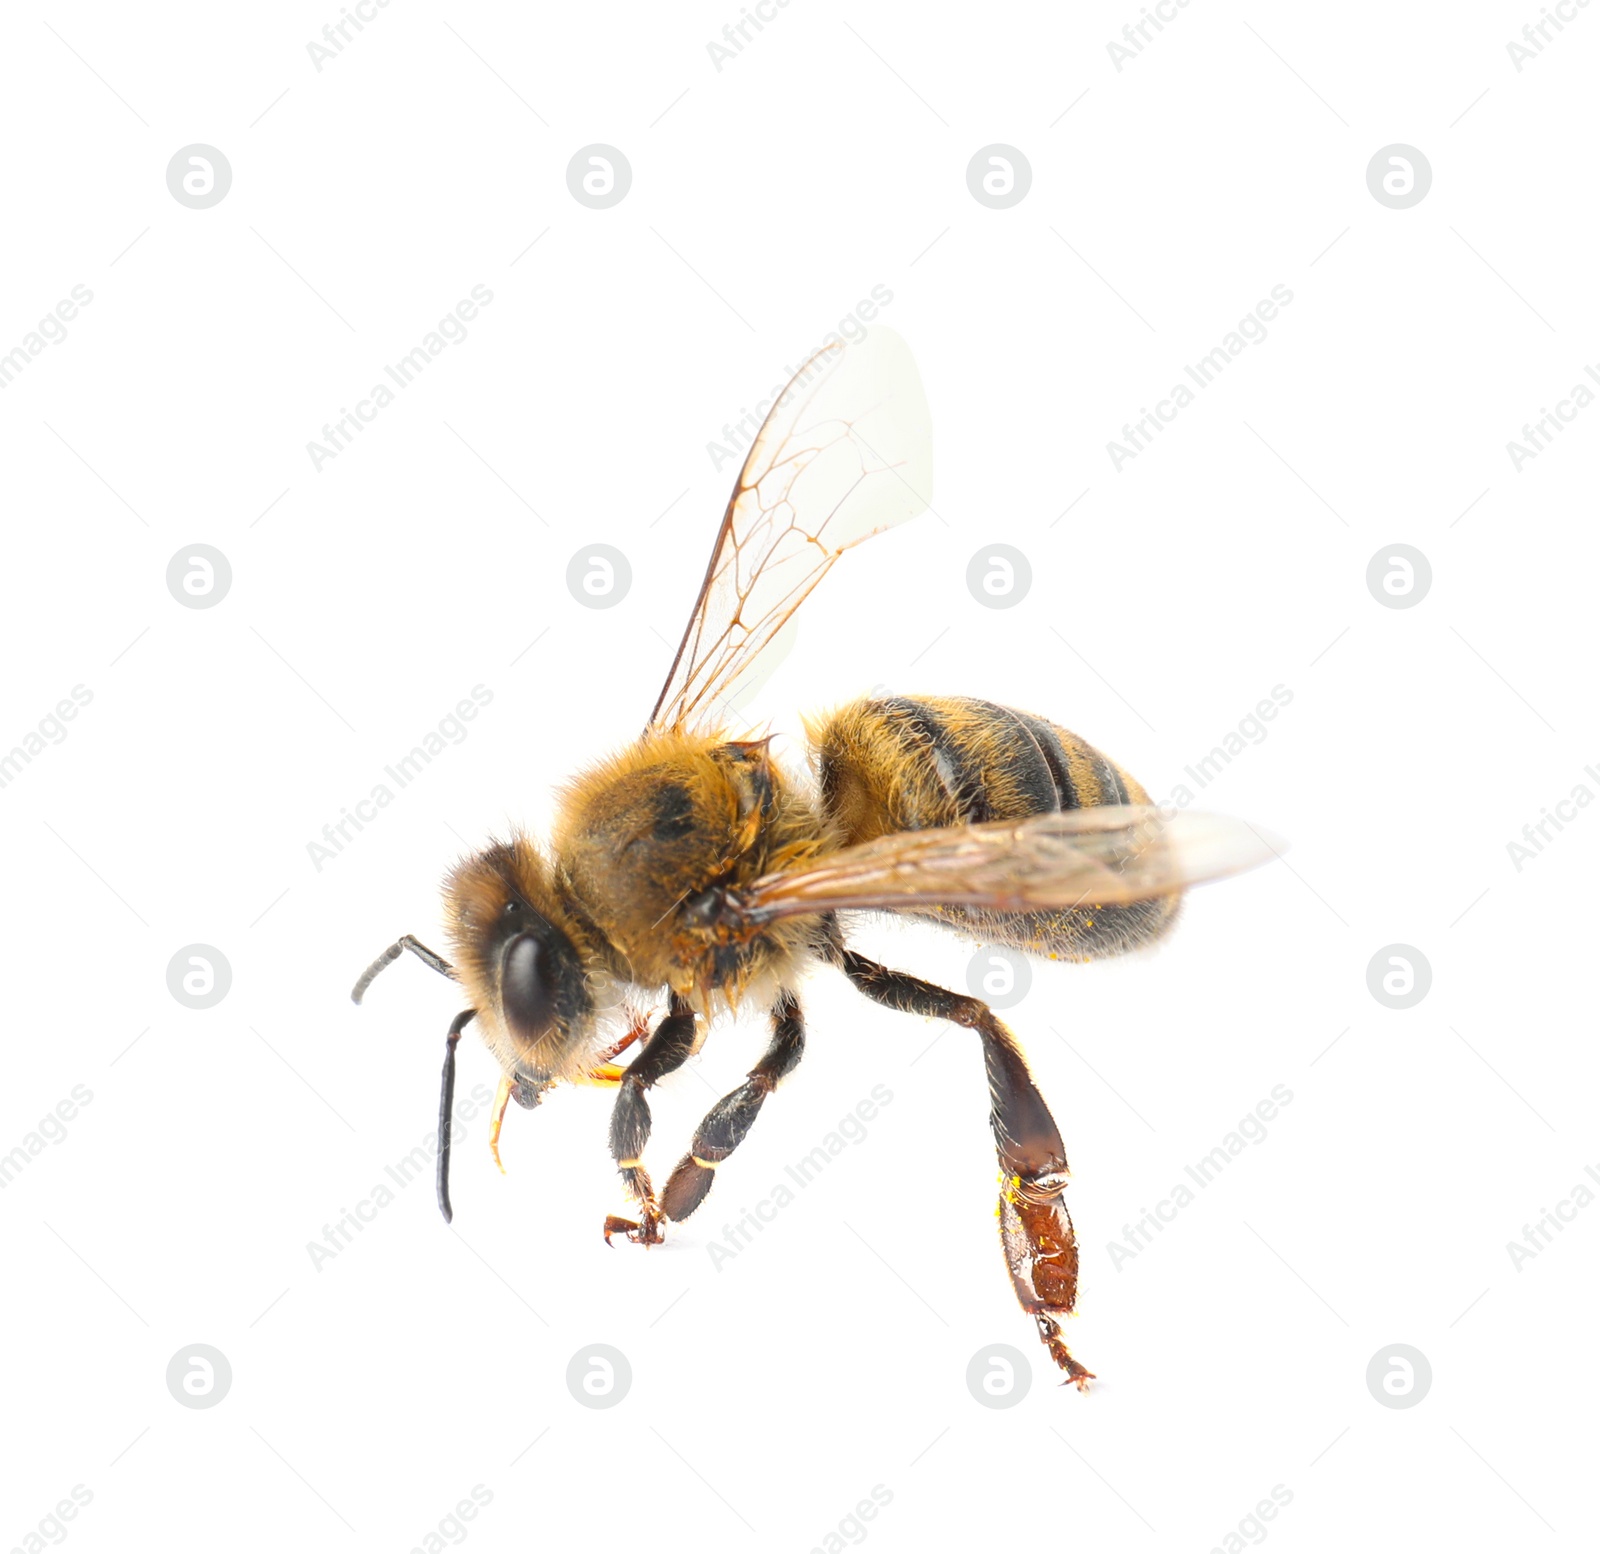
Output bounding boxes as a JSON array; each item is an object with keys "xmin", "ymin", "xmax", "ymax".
[{"xmin": 839, "ymin": 949, "xmax": 1093, "ymax": 1389}]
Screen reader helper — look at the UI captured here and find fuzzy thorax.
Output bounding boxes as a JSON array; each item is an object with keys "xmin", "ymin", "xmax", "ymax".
[{"xmin": 551, "ymin": 728, "xmax": 834, "ymax": 1003}]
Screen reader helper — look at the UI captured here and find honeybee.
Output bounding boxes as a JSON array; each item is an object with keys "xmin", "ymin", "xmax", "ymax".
[{"xmin": 352, "ymin": 327, "xmax": 1276, "ymax": 1387}]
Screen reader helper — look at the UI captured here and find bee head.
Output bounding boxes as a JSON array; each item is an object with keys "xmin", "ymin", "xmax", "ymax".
[{"xmin": 443, "ymin": 836, "xmax": 597, "ymax": 1079}]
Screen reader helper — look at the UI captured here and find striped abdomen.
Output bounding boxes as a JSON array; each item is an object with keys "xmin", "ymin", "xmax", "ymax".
[{"xmin": 808, "ymin": 695, "xmax": 1179, "ymax": 960}]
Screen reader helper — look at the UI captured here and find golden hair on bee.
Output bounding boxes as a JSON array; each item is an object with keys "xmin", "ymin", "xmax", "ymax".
[
  {"xmin": 807, "ymin": 694, "xmax": 1181, "ymax": 961},
  {"xmin": 549, "ymin": 727, "xmax": 834, "ymax": 1006}
]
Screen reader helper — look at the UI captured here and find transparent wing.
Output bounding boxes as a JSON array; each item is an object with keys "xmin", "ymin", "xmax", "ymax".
[
  {"xmin": 725, "ymin": 808, "xmax": 1282, "ymax": 925},
  {"xmin": 649, "ymin": 326, "xmax": 932, "ymax": 729}
]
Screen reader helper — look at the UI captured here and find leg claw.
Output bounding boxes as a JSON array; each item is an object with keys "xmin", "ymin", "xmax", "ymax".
[
  {"xmin": 603, "ymin": 1212, "xmax": 665, "ymax": 1247},
  {"xmin": 1037, "ymin": 1314, "xmax": 1094, "ymax": 1392}
]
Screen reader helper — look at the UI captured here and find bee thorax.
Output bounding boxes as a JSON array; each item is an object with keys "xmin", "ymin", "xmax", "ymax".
[{"xmin": 552, "ymin": 729, "xmax": 829, "ymax": 998}]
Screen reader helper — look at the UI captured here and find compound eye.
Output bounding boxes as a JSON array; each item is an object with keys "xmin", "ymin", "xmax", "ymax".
[{"xmin": 501, "ymin": 932, "xmax": 556, "ymax": 1046}]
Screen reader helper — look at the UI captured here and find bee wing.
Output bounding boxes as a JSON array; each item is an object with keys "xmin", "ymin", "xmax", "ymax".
[
  {"xmin": 729, "ymin": 808, "xmax": 1282, "ymax": 925},
  {"xmin": 648, "ymin": 326, "xmax": 933, "ymax": 729}
]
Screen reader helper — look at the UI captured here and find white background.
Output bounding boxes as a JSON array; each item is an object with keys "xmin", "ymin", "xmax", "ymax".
[{"xmin": 2, "ymin": 3, "xmax": 1596, "ymax": 1551}]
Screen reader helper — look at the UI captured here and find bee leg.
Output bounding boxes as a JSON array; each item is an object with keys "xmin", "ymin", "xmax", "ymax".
[
  {"xmin": 660, "ymin": 992, "xmax": 803, "ymax": 1223},
  {"xmin": 599, "ymin": 1011, "xmax": 652, "ymax": 1063},
  {"xmin": 838, "ymin": 950, "xmax": 1094, "ymax": 1391},
  {"xmin": 605, "ymin": 996, "xmax": 699, "ymax": 1247}
]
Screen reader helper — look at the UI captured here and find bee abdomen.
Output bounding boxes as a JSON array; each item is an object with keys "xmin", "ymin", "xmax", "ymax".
[
  {"xmin": 814, "ymin": 695, "xmax": 1135, "ymax": 832},
  {"xmin": 809, "ymin": 695, "xmax": 1176, "ymax": 961}
]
